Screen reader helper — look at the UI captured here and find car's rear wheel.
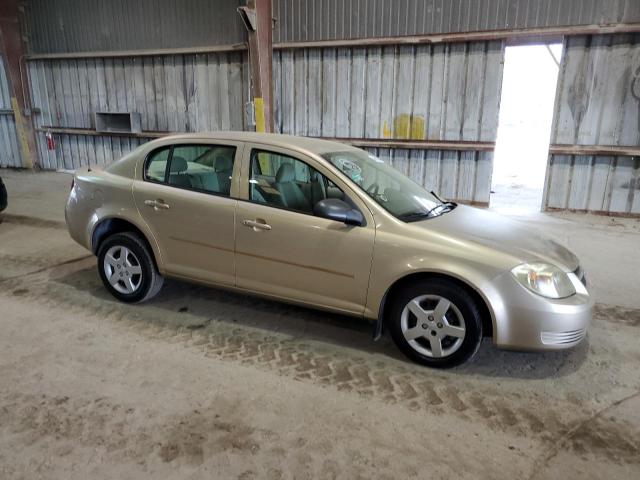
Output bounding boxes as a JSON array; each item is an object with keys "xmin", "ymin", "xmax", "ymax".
[
  {"xmin": 97, "ymin": 232, "xmax": 163, "ymax": 303},
  {"xmin": 387, "ymin": 278, "xmax": 483, "ymax": 368}
]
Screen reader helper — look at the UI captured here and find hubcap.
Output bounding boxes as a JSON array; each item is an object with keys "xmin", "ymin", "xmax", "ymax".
[
  {"xmin": 103, "ymin": 245, "xmax": 143, "ymax": 294},
  {"xmin": 400, "ymin": 295, "xmax": 466, "ymax": 358}
]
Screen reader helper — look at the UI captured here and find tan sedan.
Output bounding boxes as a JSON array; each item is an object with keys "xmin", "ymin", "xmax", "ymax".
[{"xmin": 66, "ymin": 132, "xmax": 592, "ymax": 368}]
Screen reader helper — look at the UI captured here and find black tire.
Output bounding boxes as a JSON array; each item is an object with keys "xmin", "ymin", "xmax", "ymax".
[
  {"xmin": 387, "ymin": 278, "xmax": 483, "ymax": 368},
  {"xmin": 97, "ymin": 232, "xmax": 163, "ymax": 303},
  {"xmin": 0, "ymin": 177, "xmax": 7, "ymax": 212}
]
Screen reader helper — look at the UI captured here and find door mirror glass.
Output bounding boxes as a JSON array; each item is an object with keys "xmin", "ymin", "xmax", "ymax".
[{"xmin": 313, "ymin": 199, "xmax": 364, "ymax": 226}]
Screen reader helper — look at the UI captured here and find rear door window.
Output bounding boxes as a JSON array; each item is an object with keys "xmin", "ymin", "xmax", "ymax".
[{"xmin": 145, "ymin": 144, "xmax": 236, "ymax": 196}]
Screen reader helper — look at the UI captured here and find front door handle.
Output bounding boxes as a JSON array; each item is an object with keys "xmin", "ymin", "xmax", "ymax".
[
  {"xmin": 242, "ymin": 219, "xmax": 272, "ymax": 231},
  {"xmin": 144, "ymin": 199, "xmax": 170, "ymax": 211}
]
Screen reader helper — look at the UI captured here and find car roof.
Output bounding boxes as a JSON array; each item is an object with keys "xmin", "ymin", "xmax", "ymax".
[
  {"xmin": 104, "ymin": 132, "xmax": 366, "ymax": 178},
  {"xmin": 148, "ymin": 131, "xmax": 362, "ymax": 155}
]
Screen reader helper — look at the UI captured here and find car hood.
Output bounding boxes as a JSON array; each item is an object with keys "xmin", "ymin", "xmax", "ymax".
[{"xmin": 411, "ymin": 205, "xmax": 579, "ymax": 271}]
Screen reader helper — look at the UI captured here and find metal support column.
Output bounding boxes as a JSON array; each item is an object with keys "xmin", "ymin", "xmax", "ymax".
[
  {"xmin": 240, "ymin": 0, "xmax": 273, "ymax": 133},
  {"xmin": 0, "ymin": 0, "xmax": 37, "ymax": 168}
]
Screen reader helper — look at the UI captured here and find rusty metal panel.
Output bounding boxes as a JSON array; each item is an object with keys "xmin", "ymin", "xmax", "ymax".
[
  {"xmin": 27, "ymin": 52, "xmax": 249, "ymax": 169},
  {"xmin": 0, "ymin": 55, "xmax": 22, "ymax": 168},
  {"xmin": 272, "ymin": 41, "xmax": 504, "ymax": 203},
  {"xmin": 273, "ymin": 0, "xmax": 640, "ymax": 43},
  {"xmin": 22, "ymin": 0, "xmax": 246, "ymax": 54},
  {"xmin": 544, "ymin": 33, "xmax": 640, "ymax": 214}
]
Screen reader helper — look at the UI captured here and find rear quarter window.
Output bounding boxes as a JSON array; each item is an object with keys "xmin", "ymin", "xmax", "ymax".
[{"xmin": 144, "ymin": 147, "xmax": 171, "ymax": 182}]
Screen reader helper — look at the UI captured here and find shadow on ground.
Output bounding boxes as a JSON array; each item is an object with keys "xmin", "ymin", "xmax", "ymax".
[{"xmin": 51, "ymin": 262, "xmax": 588, "ymax": 380}]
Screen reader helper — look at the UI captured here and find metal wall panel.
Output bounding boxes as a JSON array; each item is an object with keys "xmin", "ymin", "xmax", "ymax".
[
  {"xmin": 273, "ymin": 0, "xmax": 640, "ymax": 43},
  {"xmin": 22, "ymin": 0, "xmax": 246, "ymax": 54},
  {"xmin": 27, "ymin": 52, "xmax": 249, "ymax": 169},
  {"xmin": 273, "ymin": 42, "xmax": 503, "ymax": 140},
  {"xmin": 363, "ymin": 147, "xmax": 494, "ymax": 204},
  {"xmin": 544, "ymin": 34, "xmax": 640, "ymax": 214},
  {"xmin": 272, "ymin": 42, "xmax": 504, "ymax": 203},
  {"xmin": 552, "ymin": 34, "xmax": 640, "ymax": 147},
  {"xmin": 22, "ymin": 0, "xmax": 640, "ymax": 53},
  {"xmin": 0, "ymin": 55, "xmax": 22, "ymax": 168},
  {"xmin": 545, "ymin": 154, "xmax": 640, "ymax": 214}
]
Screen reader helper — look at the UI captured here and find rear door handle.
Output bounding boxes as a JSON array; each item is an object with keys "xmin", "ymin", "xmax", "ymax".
[
  {"xmin": 242, "ymin": 219, "xmax": 272, "ymax": 231},
  {"xmin": 144, "ymin": 199, "xmax": 170, "ymax": 210}
]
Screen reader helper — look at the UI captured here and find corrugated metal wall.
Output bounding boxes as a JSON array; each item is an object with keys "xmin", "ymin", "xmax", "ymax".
[
  {"xmin": 363, "ymin": 148, "xmax": 494, "ymax": 204},
  {"xmin": 273, "ymin": 0, "xmax": 640, "ymax": 43},
  {"xmin": 0, "ymin": 55, "xmax": 22, "ymax": 168},
  {"xmin": 272, "ymin": 42, "xmax": 504, "ymax": 203},
  {"xmin": 552, "ymin": 35, "xmax": 640, "ymax": 147},
  {"xmin": 545, "ymin": 154, "xmax": 640, "ymax": 214},
  {"xmin": 23, "ymin": 0, "xmax": 640, "ymax": 53},
  {"xmin": 544, "ymin": 33, "xmax": 640, "ymax": 214},
  {"xmin": 27, "ymin": 52, "xmax": 249, "ymax": 169},
  {"xmin": 22, "ymin": 0, "xmax": 246, "ymax": 54}
]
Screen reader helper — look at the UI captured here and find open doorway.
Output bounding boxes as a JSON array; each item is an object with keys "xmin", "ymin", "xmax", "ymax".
[{"xmin": 490, "ymin": 43, "xmax": 563, "ymax": 214}]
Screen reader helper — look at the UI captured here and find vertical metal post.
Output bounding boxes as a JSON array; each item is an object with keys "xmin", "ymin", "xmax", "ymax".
[
  {"xmin": 244, "ymin": 0, "xmax": 273, "ymax": 133},
  {"xmin": 0, "ymin": 0, "xmax": 37, "ymax": 169}
]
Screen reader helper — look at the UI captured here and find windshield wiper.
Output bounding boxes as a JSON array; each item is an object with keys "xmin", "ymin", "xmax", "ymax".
[
  {"xmin": 426, "ymin": 201, "xmax": 457, "ymax": 217},
  {"xmin": 435, "ymin": 201, "xmax": 457, "ymax": 216},
  {"xmin": 430, "ymin": 190, "xmax": 444, "ymax": 202},
  {"xmin": 399, "ymin": 201, "xmax": 458, "ymax": 222},
  {"xmin": 429, "ymin": 191, "xmax": 457, "ymax": 214},
  {"xmin": 398, "ymin": 211, "xmax": 431, "ymax": 222}
]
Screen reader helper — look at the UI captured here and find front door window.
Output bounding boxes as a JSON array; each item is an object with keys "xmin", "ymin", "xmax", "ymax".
[{"xmin": 248, "ymin": 149, "xmax": 346, "ymax": 215}]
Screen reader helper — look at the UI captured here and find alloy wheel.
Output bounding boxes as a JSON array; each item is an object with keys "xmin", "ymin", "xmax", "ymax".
[
  {"xmin": 103, "ymin": 245, "xmax": 143, "ymax": 294},
  {"xmin": 400, "ymin": 294, "xmax": 466, "ymax": 358}
]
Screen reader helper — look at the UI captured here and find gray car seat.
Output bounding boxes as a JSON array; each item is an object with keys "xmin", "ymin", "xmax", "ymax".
[
  {"xmin": 274, "ymin": 163, "xmax": 311, "ymax": 212},
  {"xmin": 214, "ymin": 152, "xmax": 234, "ymax": 195},
  {"xmin": 169, "ymin": 155, "xmax": 192, "ymax": 188},
  {"xmin": 310, "ymin": 170, "xmax": 327, "ymax": 205}
]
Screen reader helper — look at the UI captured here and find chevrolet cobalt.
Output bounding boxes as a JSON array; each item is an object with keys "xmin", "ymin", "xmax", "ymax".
[{"xmin": 66, "ymin": 132, "xmax": 592, "ymax": 368}]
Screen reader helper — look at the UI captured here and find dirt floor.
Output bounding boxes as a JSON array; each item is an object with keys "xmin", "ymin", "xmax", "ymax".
[{"xmin": 0, "ymin": 169, "xmax": 639, "ymax": 479}]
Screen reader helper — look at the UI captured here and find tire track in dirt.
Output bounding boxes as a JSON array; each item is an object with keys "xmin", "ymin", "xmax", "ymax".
[
  {"xmin": 0, "ymin": 391, "xmax": 286, "ymax": 470},
  {"xmin": 0, "ymin": 388, "xmax": 473, "ymax": 478},
  {"xmin": 528, "ymin": 392, "xmax": 640, "ymax": 479},
  {"xmin": 0, "ymin": 253, "xmax": 91, "ymax": 280},
  {"xmin": 594, "ymin": 304, "xmax": 640, "ymax": 327},
  {"xmin": 0, "ymin": 213, "xmax": 67, "ymax": 229},
  {"xmin": 0, "ymin": 263, "xmax": 594, "ymax": 444}
]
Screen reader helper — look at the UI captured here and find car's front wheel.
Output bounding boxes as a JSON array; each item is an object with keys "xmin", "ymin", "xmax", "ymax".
[
  {"xmin": 387, "ymin": 278, "xmax": 483, "ymax": 368},
  {"xmin": 97, "ymin": 232, "xmax": 163, "ymax": 303}
]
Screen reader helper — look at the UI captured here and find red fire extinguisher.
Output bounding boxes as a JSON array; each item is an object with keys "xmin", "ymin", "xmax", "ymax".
[{"xmin": 45, "ymin": 131, "xmax": 55, "ymax": 150}]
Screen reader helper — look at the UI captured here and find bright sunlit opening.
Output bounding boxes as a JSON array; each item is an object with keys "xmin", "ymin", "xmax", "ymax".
[{"xmin": 491, "ymin": 43, "xmax": 563, "ymax": 214}]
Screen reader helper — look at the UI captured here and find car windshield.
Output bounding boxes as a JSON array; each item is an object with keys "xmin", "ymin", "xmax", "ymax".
[{"xmin": 322, "ymin": 150, "xmax": 455, "ymax": 221}]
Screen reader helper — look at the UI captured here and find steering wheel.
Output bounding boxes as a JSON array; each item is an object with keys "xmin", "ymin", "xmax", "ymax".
[{"xmin": 366, "ymin": 182, "xmax": 380, "ymax": 196}]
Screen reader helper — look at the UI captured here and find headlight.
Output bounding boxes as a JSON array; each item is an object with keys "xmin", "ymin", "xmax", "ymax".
[{"xmin": 511, "ymin": 263, "xmax": 576, "ymax": 299}]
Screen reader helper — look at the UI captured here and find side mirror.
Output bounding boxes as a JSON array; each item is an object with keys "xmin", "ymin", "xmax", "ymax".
[{"xmin": 313, "ymin": 198, "xmax": 364, "ymax": 226}]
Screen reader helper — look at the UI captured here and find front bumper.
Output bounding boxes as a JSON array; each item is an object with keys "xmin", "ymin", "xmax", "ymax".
[{"xmin": 486, "ymin": 270, "xmax": 593, "ymax": 351}]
